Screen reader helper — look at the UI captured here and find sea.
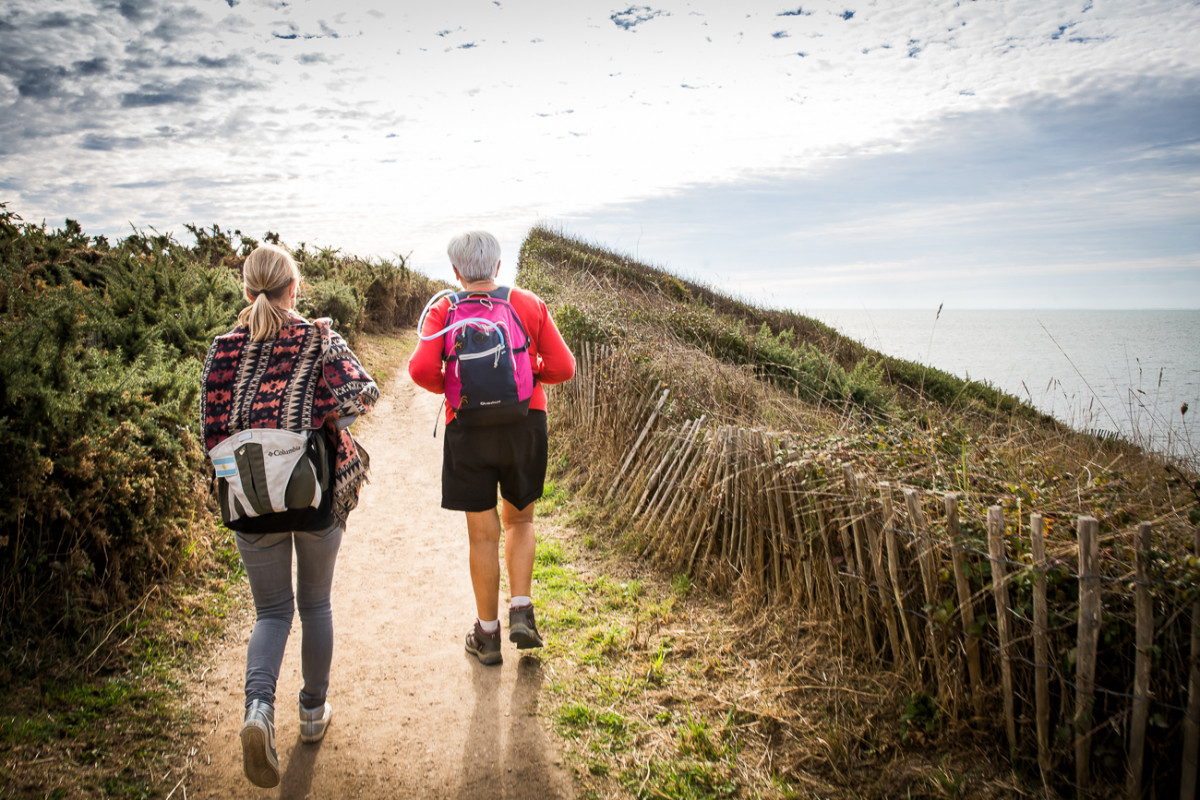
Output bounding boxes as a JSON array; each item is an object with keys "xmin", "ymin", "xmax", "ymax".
[{"xmin": 805, "ymin": 309, "xmax": 1200, "ymax": 465}]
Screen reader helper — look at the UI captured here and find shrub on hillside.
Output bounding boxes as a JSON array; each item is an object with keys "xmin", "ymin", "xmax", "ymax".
[
  {"xmin": 0, "ymin": 209, "xmax": 242, "ymax": 642},
  {"xmin": 521, "ymin": 225, "xmax": 1052, "ymax": 426},
  {"xmin": 294, "ymin": 248, "xmax": 445, "ymax": 336},
  {"xmin": 0, "ymin": 207, "xmax": 442, "ymax": 653}
]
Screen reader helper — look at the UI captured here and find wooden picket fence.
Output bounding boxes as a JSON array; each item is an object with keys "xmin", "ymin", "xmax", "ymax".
[{"xmin": 550, "ymin": 342, "xmax": 1200, "ymax": 798}]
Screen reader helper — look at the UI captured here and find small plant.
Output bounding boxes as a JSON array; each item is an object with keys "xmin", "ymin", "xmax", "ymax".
[
  {"xmin": 928, "ymin": 755, "xmax": 971, "ymax": 797},
  {"xmin": 900, "ymin": 691, "xmax": 939, "ymax": 743},
  {"xmin": 539, "ymin": 479, "xmax": 567, "ymax": 515},
  {"xmin": 646, "ymin": 638, "xmax": 673, "ymax": 686}
]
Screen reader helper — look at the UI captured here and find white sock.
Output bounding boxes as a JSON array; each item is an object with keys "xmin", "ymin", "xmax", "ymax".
[
  {"xmin": 510, "ymin": 596, "xmax": 532, "ymax": 609},
  {"xmin": 478, "ymin": 618, "xmax": 499, "ymax": 634}
]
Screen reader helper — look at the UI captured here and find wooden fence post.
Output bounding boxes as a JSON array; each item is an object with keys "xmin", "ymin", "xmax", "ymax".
[
  {"xmin": 685, "ymin": 428, "xmax": 727, "ymax": 579},
  {"xmin": 789, "ymin": 471, "xmax": 816, "ymax": 607},
  {"xmin": 988, "ymin": 505, "xmax": 1017, "ymax": 764},
  {"xmin": 646, "ymin": 417, "xmax": 707, "ymax": 560},
  {"xmin": 640, "ymin": 419, "xmax": 699, "ymax": 533},
  {"xmin": 705, "ymin": 427, "xmax": 734, "ymax": 581},
  {"xmin": 721, "ymin": 428, "xmax": 737, "ymax": 570},
  {"xmin": 606, "ymin": 385, "xmax": 668, "ymax": 502},
  {"xmin": 946, "ymin": 495, "xmax": 984, "ymax": 722},
  {"xmin": 750, "ymin": 432, "xmax": 768, "ymax": 595},
  {"xmin": 880, "ymin": 483, "xmax": 918, "ymax": 676},
  {"xmin": 1075, "ymin": 515, "xmax": 1101, "ymax": 793},
  {"xmin": 1029, "ymin": 513, "xmax": 1052, "ymax": 791},
  {"xmin": 586, "ymin": 341, "xmax": 597, "ymax": 430},
  {"xmin": 740, "ymin": 432, "xmax": 755, "ymax": 586},
  {"xmin": 846, "ymin": 466, "xmax": 878, "ymax": 659},
  {"xmin": 906, "ymin": 489, "xmax": 947, "ymax": 700},
  {"xmin": 816, "ymin": 496, "xmax": 843, "ymax": 619},
  {"xmin": 1127, "ymin": 522, "xmax": 1153, "ymax": 800},
  {"xmin": 767, "ymin": 442, "xmax": 791, "ymax": 600},
  {"xmin": 728, "ymin": 429, "xmax": 743, "ymax": 575},
  {"xmin": 793, "ymin": 491, "xmax": 821, "ymax": 609},
  {"xmin": 835, "ymin": 496, "xmax": 863, "ymax": 641},
  {"xmin": 868, "ymin": 485, "xmax": 903, "ymax": 667},
  {"xmin": 1181, "ymin": 527, "xmax": 1200, "ymax": 800}
]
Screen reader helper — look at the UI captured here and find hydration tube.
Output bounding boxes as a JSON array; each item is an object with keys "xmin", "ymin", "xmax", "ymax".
[
  {"xmin": 416, "ymin": 289, "xmax": 507, "ymax": 350},
  {"xmin": 419, "ymin": 290, "xmax": 511, "ymax": 439}
]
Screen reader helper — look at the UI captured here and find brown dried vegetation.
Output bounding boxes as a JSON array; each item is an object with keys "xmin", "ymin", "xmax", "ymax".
[{"xmin": 520, "ymin": 225, "xmax": 1200, "ymax": 798}]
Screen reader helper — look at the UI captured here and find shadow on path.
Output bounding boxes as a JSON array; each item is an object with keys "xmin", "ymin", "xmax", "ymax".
[
  {"xmin": 279, "ymin": 735, "xmax": 320, "ymax": 800},
  {"xmin": 459, "ymin": 653, "xmax": 566, "ymax": 799}
]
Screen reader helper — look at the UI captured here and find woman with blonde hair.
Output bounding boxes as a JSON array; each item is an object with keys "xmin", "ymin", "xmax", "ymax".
[{"xmin": 200, "ymin": 242, "xmax": 378, "ymax": 788}]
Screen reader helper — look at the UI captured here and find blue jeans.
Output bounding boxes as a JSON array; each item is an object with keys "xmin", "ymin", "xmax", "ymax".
[{"xmin": 235, "ymin": 525, "xmax": 343, "ymax": 710}]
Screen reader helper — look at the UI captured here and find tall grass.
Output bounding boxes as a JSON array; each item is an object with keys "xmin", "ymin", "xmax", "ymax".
[
  {"xmin": 519, "ymin": 225, "xmax": 1194, "ymax": 541},
  {"xmin": 519, "ymin": 224, "xmax": 1200, "ymax": 795}
]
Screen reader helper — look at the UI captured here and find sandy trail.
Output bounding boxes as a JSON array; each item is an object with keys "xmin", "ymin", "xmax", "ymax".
[{"xmin": 186, "ymin": 375, "xmax": 574, "ymax": 799}]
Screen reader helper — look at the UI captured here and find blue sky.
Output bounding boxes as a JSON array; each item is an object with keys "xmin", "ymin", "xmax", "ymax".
[{"xmin": 1, "ymin": 0, "xmax": 1198, "ymax": 308}]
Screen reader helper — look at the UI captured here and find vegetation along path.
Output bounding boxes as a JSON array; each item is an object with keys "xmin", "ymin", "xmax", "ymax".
[{"xmin": 186, "ymin": 345, "xmax": 574, "ymax": 799}]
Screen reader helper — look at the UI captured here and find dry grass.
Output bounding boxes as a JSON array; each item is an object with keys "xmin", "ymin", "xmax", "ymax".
[
  {"xmin": 520, "ymin": 225, "xmax": 1199, "ymax": 797},
  {"xmin": 534, "ymin": 499, "xmax": 1025, "ymax": 799},
  {"xmin": 522, "ymin": 226, "xmax": 1197, "ymax": 550}
]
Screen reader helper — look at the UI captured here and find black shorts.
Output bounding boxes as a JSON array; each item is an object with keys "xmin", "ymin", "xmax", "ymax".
[{"xmin": 441, "ymin": 411, "xmax": 548, "ymax": 512}]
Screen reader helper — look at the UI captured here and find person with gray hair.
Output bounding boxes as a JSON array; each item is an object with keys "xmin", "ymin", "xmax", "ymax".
[
  {"xmin": 408, "ymin": 230, "xmax": 576, "ymax": 665},
  {"xmin": 446, "ymin": 230, "xmax": 503, "ymax": 282}
]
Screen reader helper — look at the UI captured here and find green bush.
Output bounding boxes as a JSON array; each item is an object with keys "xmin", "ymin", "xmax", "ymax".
[
  {"xmin": 301, "ymin": 277, "xmax": 364, "ymax": 334},
  {"xmin": 293, "ymin": 247, "xmax": 446, "ymax": 339},
  {"xmin": 0, "ymin": 206, "xmax": 440, "ymax": 654},
  {"xmin": 554, "ymin": 303, "xmax": 613, "ymax": 345},
  {"xmin": 663, "ymin": 311, "xmax": 891, "ymax": 415},
  {"xmin": 0, "ymin": 210, "xmax": 238, "ymax": 640}
]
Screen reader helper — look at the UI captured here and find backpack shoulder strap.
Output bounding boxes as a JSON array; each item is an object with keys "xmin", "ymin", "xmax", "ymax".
[{"xmin": 493, "ymin": 286, "xmax": 529, "ymax": 348}]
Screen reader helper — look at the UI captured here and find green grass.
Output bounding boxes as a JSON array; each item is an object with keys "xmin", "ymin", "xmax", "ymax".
[
  {"xmin": 0, "ymin": 676, "xmax": 178, "ymax": 797},
  {"xmin": 531, "ymin": 477, "xmax": 809, "ymax": 799},
  {"xmin": 556, "ymin": 702, "xmax": 634, "ymax": 752},
  {"xmin": 540, "ymin": 479, "xmax": 569, "ymax": 515},
  {"xmin": 628, "ymin": 760, "xmax": 740, "ymax": 799}
]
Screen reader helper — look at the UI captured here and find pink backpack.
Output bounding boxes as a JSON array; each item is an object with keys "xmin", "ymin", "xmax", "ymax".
[{"xmin": 418, "ymin": 287, "xmax": 535, "ymax": 426}]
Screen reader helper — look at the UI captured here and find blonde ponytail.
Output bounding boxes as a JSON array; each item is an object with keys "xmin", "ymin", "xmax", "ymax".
[{"xmin": 238, "ymin": 244, "xmax": 302, "ymax": 341}]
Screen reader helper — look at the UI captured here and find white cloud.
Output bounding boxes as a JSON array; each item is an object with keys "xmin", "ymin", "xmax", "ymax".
[{"xmin": 0, "ymin": 0, "xmax": 1197, "ymax": 303}]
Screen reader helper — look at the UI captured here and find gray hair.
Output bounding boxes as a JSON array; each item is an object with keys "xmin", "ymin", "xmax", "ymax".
[{"xmin": 447, "ymin": 231, "xmax": 501, "ymax": 282}]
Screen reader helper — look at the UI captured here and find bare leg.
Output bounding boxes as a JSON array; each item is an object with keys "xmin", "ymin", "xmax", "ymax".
[
  {"xmin": 502, "ymin": 499, "xmax": 537, "ymax": 600},
  {"xmin": 465, "ymin": 508, "xmax": 502, "ymax": 621}
]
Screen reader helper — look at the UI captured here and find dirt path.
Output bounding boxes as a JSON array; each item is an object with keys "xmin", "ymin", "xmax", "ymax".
[{"xmin": 186, "ymin": 374, "xmax": 575, "ymax": 799}]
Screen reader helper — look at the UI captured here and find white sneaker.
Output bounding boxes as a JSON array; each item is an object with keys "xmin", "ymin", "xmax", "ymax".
[
  {"xmin": 240, "ymin": 699, "xmax": 279, "ymax": 788},
  {"xmin": 299, "ymin": 700, "xmax": 333, "ymax": 743}
]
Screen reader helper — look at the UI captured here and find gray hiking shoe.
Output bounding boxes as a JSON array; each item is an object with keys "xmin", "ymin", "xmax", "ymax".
[
  {"xmin": 240, "ymin": 699, "xmax": 279, "ymax": 789},
  {"xmin": 508, "ymin": 604, "xmax": 543, "ymax": 649},
  {"xmin": 465, "ymin": 621, "xmax": 502, "ymax": 665},
  {"xmin": 299, "ymin": 699, "xmax": 332, "ymax": 743}
]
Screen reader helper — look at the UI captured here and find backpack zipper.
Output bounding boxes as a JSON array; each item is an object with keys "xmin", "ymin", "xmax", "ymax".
[{"xmin": 458, "ymin": 344, "xmax": 505, "ymax": 367}]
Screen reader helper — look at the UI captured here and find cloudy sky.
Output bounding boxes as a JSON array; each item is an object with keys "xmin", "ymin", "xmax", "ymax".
[{"xmin": 2, "ymin": 0, "xmax": 1198, "ymax": 309}]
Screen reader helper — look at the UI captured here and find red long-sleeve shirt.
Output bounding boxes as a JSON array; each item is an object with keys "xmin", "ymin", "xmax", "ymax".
[{"xmin": 407, "ymin": 286, "xmax": 576, "ymax": 424}]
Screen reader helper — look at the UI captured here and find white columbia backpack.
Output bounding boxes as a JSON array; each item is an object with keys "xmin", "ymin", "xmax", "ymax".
[{"xmin": 208, "ymin": 427, "xmax": 336, "ymax": 533}]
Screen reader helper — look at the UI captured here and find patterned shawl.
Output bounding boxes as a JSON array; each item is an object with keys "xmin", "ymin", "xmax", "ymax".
[{"xmin": 200, "ymin": 316, "xmax": 379, "ymax": 526}]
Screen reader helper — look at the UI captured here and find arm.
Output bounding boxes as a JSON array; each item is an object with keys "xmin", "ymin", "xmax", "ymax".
[
  {"xmin": 529, "ymin": 297, "xmax": 575, "ymax": 386},
  {"xmin": 320, "ymin": 323, "xmax": 380, "ymax": 418},
  {"xmin": 407, "ymin": 299, "xmax": 448, "ymax": 394}
]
